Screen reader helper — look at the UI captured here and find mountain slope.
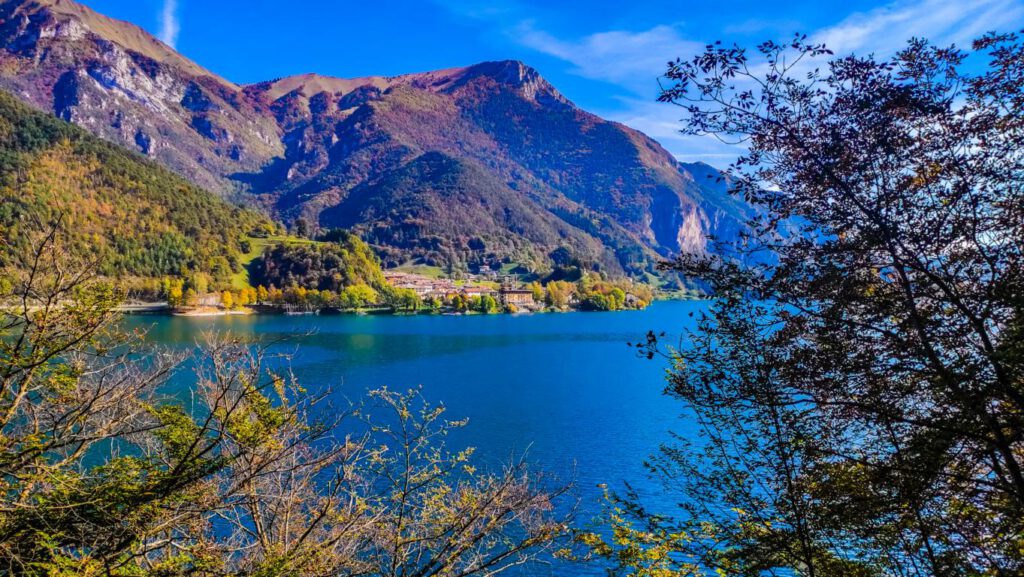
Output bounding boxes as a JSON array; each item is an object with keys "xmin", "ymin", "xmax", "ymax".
[
  {"xmin": 243, "ymin": 61, "xmax": 745, "ymax": 275},
  {"xmin": 320, "ymin": 151, "xmax": 619, "ymax": 271},
  {"xmin": 0, "ymin": 88, "xmax": 274, "ymax": 283},
  {"xmin": 0, "ymin": 0, "xmax": 755, "ymax": 278},
  {"xmin": 0, "ymin": 0, "xmax": 280, "ymax": 195}
]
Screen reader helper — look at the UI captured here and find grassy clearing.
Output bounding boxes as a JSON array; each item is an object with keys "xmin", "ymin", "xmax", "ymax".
[{"xmin": 390, "ymin": 263, "xmax": 447, "ymax": 279}]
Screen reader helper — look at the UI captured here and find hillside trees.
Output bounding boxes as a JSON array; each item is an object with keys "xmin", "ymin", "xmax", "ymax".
[
  {"xmin": 251, "ymin": 234, "xmax": 387, "ymax": 294},
  {"xmin": 588, "ymin": 33, "xmax": 1024, "ymax": 576},
  {"xmin": 0, "ymin": 91, "xmax": 273, "ymax": 284}
]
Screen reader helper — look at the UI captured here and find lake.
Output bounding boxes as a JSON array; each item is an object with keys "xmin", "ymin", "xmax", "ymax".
[{"xmin": 124, "ymin": 299, "xmax": 705, "ymax": 575}]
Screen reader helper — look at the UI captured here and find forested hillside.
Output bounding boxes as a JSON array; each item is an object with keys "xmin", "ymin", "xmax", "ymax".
[
  {"xmin": 0, "ymin": 89, "xmax": 277, "ymax": 288},
  {"xmin": 251, "ymin": 231, "xmax": 388, "ymax": 293}
]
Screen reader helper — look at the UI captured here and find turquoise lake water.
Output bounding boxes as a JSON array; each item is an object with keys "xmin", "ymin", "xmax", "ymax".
[{"xmin": 125, "ymin": 299, "xmax": 705, "ymax": 575}]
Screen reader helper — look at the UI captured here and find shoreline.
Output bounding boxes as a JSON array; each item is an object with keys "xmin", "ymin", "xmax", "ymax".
[
  {"xmin": 173, "ymin": 307, "xmax": 255, "ymax": 317},
  {"xmin": 114, "ymin": 294, "xmax": 704, "ymax": 318}
]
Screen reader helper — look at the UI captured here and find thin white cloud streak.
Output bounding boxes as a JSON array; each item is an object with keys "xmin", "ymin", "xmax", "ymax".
[
  {"xmin": 723, "ymin": 18, "xmax": 803, "ymax": 36},
  {"xmin": 159, "ymin": 0, "xmax": 180, "ymax": 49}
]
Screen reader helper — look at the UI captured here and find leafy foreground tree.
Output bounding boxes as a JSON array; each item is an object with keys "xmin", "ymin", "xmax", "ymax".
[
  {"xmin": 0, "ymin": 224, "xmax": 569, "ymax": 576},
  {"xmin": 585, "ymin": 33, "xmax": 1024, "ymax": 576}
]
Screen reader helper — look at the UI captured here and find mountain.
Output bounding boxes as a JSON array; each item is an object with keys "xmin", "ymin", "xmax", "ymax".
[
  {"xmin": 0, "ymin": 0, "xmax": 754, "ymax": 278},
  {"xmin": 0, "ymin": 0, "xmax": 281, "ymax": 196},
  {"xmin": 0, "ymin": 87, "xmax": 275, "ymax": 286}
]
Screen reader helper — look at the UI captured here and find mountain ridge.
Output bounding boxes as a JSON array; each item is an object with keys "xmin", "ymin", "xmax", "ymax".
[{"xmin": 0, "ymin": 0, "xmax": 751, "ymax": 280}]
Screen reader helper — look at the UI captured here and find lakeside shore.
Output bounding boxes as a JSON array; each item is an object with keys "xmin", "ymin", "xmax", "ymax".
[
  {"xmin": 119, "ymin": 305, "xmax": 630, "ymax": 317},
  {"xmin": 112, "ymin": 294, "xmax": 700, "ymax": 318}
]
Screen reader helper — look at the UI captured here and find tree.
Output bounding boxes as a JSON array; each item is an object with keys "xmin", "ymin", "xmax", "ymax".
[
  {"xmin": 256, "ymin": 284, "xmax": 268, "ymax": 304},
  {"xmin": 188, "ymin": 272, "xmax": 209, "ymax": 296},
  {"xmin": 236, "ymin": 287, "xmax": 253, "ymax": 307},
  {"xmin": 588, "ymin": 33, "xmax": 1024, "ymax": 576},
  {"xmin": 162, "ymin": 277, "xmax": 184, "ymax": 308},
  {"xmin": 267, "ymin": 286, "xmax": 284, "ymax": 304},
  {"xmin": 0, "ymin": 222, "xmax": 571, "ymax": 575},
  {"xmin": 293, "ymin": 217, "xmax": 310, "ymax": 238},
  {"xmin": 0, "ymin": 92, "xmax": 272, "ymax": 283},
  {"xmin": 361, "ymin": 389, "xmax": 570, "ymax": 577},
  {"xmin": 394, "ymin": 288, "xmax": 420, "ymax": 312},
  {"xmin": 545, "ymin": 281, "xmax": 574, "ymax": 309},
  {"xmin": 527, "ymin": 281, "xmax": 545, "ymax": 303},
  {"xmin": 252, "ymin": 240, "xmax": 387, "ymax": 294},
  {"xmin": 220, "ymin": 290, "xmax": 234, "ymax": 310},
  {"xmin": 479, "ymin": 294, "xmax": 498, "ymax": 314},
  {"xmin": 343, "ymin": 284, "xmax": 378, "ymax": 309},
  {"xmin": 582, "ymin": 294, "xmax": 609, "ymax": 311},
  {"xmin": 607, "ymin": 287, "xmax": 626, "ymax": 310}
]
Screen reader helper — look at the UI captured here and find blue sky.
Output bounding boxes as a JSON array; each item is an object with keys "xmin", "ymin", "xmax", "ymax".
[{"xmin": 83, "ymin": 0, "xmax": 1023, "ymax": 164}]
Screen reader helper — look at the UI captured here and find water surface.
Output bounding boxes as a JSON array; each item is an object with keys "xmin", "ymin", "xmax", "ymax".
[{"xmin": 126, "ymin": 300, "xmax": 704, "ymax": 574}]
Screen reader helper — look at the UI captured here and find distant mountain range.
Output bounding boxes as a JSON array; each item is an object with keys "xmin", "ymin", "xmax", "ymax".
[{"xmin": 0, "ymin": 0, "xmax": 753, "ymax": 278}]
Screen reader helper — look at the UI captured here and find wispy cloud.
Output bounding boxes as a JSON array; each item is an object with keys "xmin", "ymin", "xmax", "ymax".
[
  {"xmin": 723, "ymin": 18, "xmax": 803, "ymax": 36},
  {"xmin": 513, "ymin": 22, "xmax": 701, "ymax": 97},
  {"xmin": 158, "ymin": 0, "xmax": 180, "ymax": 49},
  {"xmin": 810, "ymin": 0, "xmax": 1024, "ymax": 56}
]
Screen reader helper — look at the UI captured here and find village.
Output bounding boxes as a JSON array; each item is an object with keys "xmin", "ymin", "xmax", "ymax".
[
  {"xmin": 383, "ymin": 272, "xmax": 543, "ymax": 311},
  {"xmin": 150, "ymin": 267, "xmax": 653, "ymax": 316}
]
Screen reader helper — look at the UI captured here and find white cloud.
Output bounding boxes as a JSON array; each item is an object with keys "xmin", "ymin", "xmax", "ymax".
[
  {"xmin": 158, "ymin": 0, "xmax": 180, "ymax": 49},
  {"xmin": 811, "ymin": 0, "xmax": 1024, "ymax": 57},
  {"xmin": 811, "ymin": 0, "xmax": 1019, "ymax": 56},
  {"xmin": 723, "ymin": 18, "xmax": 803, "ymax": 36},
  {"xmin": 513, "ymin": 21, "xmax": 700, "ymax": 97}
]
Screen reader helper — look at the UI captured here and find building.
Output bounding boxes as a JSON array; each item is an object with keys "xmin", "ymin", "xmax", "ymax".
[
  {"xmin": 477, "ymin": 265, "xmax": 499, "ymax": 279},
  {"xmin": 499, "ymin": 288, "xmax": 534, "ymax": 307},
  {"xmin": 498, "ymin": 278, "xmax": 535, "ymax": 308},
  {"xmin": 462, "ymin": 286, "xmax": 497, "ymax": 298}
]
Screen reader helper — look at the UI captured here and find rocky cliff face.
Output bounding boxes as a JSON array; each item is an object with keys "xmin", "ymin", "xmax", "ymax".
[
  {"xmin": 0, "ymin": 0, "xmax": 754, "ymax": 276},
  {"xmin": 0, "ymin": 0, "xmax": 282, "ymax": 194}
]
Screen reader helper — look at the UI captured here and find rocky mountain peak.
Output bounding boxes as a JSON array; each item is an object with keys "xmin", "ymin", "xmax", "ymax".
[{"xmin": 444, "ymin": 60, "xmax": 565, "ymax": 105}]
